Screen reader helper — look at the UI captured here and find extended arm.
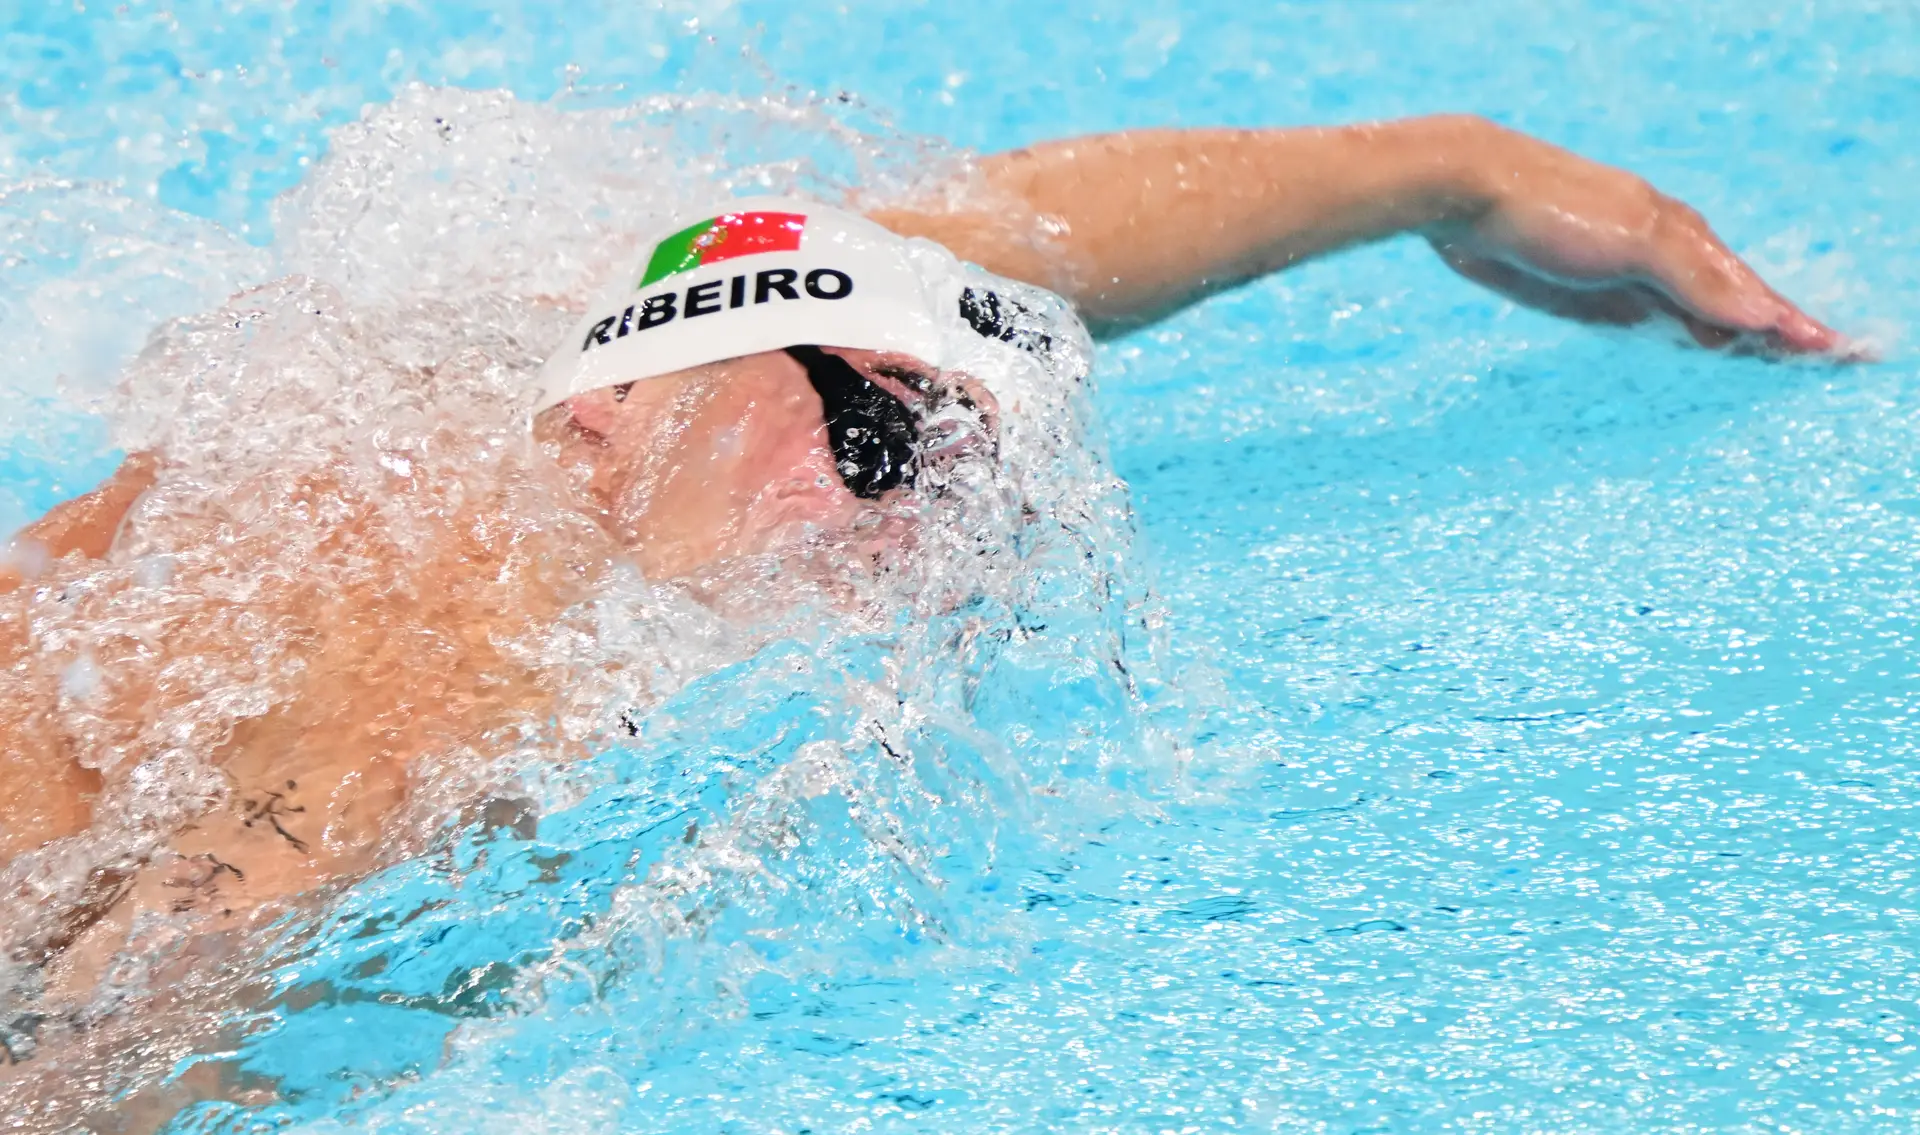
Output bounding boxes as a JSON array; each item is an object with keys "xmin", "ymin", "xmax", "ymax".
[{"xmin": 868, "ymin": 114, "xmax": 1840, "ymax": 353}]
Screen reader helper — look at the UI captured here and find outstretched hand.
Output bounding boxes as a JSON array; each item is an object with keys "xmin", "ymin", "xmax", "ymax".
[
  {"xmin": 1426, "ymin": 131, "xmax": 1845, "ymax": 356},
  {"xmin": 887, "ymin": 118, "xmax": 1850, "ymax": 353}
]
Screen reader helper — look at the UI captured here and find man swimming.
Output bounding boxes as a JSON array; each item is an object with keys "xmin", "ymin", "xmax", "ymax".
[{"xmin": 0, "ymin": 114, "xmax": 1842, "ymax": 1046}]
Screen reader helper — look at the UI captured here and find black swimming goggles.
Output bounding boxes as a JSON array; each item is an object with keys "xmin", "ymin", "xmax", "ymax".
[{"xmin": 784, "ymin": 345, "xmax": 920, "ymax": 500}]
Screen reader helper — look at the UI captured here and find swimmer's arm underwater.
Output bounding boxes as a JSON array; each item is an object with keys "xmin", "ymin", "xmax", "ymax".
[{"xmin": 867, "ymin": 114, "xmax": 1842, "ymax": 354}]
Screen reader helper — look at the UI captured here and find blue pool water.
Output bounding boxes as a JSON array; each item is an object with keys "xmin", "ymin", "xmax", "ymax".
[{"xmin": 4, "ymin": 1, "xmax": 1919, "ymax": 1131}]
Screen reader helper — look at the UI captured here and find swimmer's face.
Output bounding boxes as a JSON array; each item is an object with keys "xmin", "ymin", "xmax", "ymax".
[{"xmin": 537, "ymin": 347, "xmax": 995, "ymax": 579}]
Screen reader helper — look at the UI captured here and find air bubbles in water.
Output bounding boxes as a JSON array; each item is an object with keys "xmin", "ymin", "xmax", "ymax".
[{"xmin": 0, "ymin": 84, "xmax": 1179, "ymax": 1129}]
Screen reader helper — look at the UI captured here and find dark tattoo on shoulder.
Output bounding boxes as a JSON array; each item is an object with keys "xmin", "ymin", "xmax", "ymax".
[
  {"xmin": 241, "ymin": 780, "xmax": 310, "ymax": 853},
  {"xmin": 164, "ymin": 853, "xmax": 247, "ymax": 915}
]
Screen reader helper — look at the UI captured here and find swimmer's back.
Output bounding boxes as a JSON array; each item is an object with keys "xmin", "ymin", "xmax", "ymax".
[{"xmin": 1, "ymin": 465, "xmax": 614, "ymax": 967}]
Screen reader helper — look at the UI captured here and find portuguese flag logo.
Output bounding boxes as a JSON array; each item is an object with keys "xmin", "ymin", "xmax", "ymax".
[{"xmin": 639, "ymin": 210, "xmax": 807, "ymax": 287}]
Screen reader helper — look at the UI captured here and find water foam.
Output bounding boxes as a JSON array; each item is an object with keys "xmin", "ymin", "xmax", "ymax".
[{"xmin": 0, "ymin": 85, "xmax": 1181, "ymax": 1130}]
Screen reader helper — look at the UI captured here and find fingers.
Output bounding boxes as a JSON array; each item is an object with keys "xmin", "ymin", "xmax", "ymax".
[
  {"xmin": 1641, "ymin": 200, "xmax": 1844, "ymax": 355},
  {"xmin": 1439, "ymin": 238, "xmax": 1852, "ymax": 360},
  {"xmin": 1648, "ymin": 286, "xmax": 1865, "ymax": 357},
  {"xmin": 1772, "ymin": 304, "xmax": 1851, "ymax": 355}
]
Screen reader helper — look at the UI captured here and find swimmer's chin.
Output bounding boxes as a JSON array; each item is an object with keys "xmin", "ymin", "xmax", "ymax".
[
  {"xmin": 744, "ymin": 475, "xmax": 869, "ymax": 539},
  {"xmin": 643, "ymin": 500, "xmax": 921, "ymax": 603},
  {"xmin": 617, "ymin": 476, "xmax": 877, "ymax": 582}
]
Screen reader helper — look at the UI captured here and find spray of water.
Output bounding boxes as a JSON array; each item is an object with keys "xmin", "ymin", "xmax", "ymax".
[{"xmin": 0, "ymin": 85, "xmax": 1186, "ymax": 1130}]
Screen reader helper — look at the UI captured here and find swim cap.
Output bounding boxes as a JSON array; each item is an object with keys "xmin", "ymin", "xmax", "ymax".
[{"xmin": 534, "ymin": 196, "xmax": 1086, "ymax": 412}]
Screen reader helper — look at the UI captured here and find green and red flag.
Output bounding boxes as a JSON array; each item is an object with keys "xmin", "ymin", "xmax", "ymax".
[{"xmin": 638, "ymin": 210, "xmax": 807, "ymax": 287}]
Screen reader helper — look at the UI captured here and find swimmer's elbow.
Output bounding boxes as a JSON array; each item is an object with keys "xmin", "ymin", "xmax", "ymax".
[{"xmin": 3, "ymin": 453, "xmax": 159, "ymax": 588}]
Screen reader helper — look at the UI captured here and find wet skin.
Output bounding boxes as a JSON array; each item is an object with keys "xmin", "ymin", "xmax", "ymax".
[
  {"xmin": 0, "ymin": 346, "xmax": 941, "ymax": 1009},
  {"xmin": 545, "ymin": 347, "xmax": 947, "ymax": 581},
  {"xmin": 0, "ymin": 113, "xmax": 1852, "ymax": 1011}
]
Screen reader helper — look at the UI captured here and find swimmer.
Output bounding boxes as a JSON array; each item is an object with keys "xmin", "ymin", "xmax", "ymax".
[{"xmin": 0, "ymin": 115, "xmax": 1842, "ymax": 1051}]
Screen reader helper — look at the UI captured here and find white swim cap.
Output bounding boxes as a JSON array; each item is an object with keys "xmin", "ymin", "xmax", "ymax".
[{"xmin": 537, "ymin": 196, "xmax": 1070, "ymax": 413}]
